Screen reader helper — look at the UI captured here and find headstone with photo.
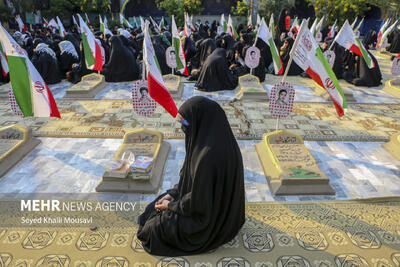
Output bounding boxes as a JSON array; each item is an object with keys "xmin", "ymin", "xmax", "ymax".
[
  {"xmin": 97, "ymin": 128, "xmax": 171, "ymax": 193},
  {"xmin": 0, "ymin": 125, "xmax": 41, "ymax": 177},
  {"xmin": 255, "ymin": 130, "xmax": 334, "ymax": 195},
  {"xmin": 162, "ymin": 74, "xmax": 183, "ymax": 99},
  {"xmin": 132, "ymin": 79, "xmax": 157, "ymax": 117},
  {"xmin": 244, "ymin": 46, "xmax": 260, "ymax": 70},
  {"xmin": 165, "ymin": 46, "xmax": 177, "ymax": 70},
  {"xmin": 269, "ymin": 82, "xmax": 295, "ymax": 119}
]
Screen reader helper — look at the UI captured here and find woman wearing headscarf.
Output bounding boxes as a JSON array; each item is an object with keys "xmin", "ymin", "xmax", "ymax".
[
  {"xmin": 344, "ymin": 52, "xmax": 382, "ymax": 87},
  {"xmin": 57, "ymin": 40, "xmax": 79, "ymax": 77},
  {"xmin": 280, "ymin": 37, "xmax": 303, "ymax": 76},
  {"xmin": 198, "ymin": 38, "xmax": 217, "ymax": 68},
  {"xmin": 65, "ymin": 33, "xmax": 81, "ymax": 59},
  {"xmin": 322, "ymin": 38, "xmax": 344, "ymax": 79},
  {"xmin": 276, "ymin": 9, "xmax": 289, "ymax": 39},
  {"xmin": 363, "ymin": 30, "xmax": 377, "ymax": 49},
  {"xmin": 387, "ymin": 30, "xmax": 400, "ymax": 53},
  {"xmin": 32, "ymin": 43, "xmax": 61, "ymax": 84},
  {"xmin": 195, "ymin": 48, "xmax": 238, "ymax": 91},
  {"xmin": 137, "ymin": 96, "xmax": 245, "ymax": 256},
  {"xmin": 151, "ymin": 35, "xmax": 171, "ymax": 75},
  {"xmin": 101, "ymin": 36, "xmax": 139, "ymax": 82}
]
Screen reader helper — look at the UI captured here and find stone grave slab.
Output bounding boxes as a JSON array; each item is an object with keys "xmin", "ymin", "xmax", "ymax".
[
  {"xmin": 0, "ymin": 125, "xmax": 41, "ymax": 177},
  {"xmin": 384, "ymin": 79, "xmax": 400, "ymax": 98},
  {"xmin": 313, "ymin": 85, "xmax": 356, "ymax": 102},
  {"xmin": 163, "ymin": 74, "xmax": 183, "ymax": 99},
  {"xmin": 383, "ymin": 133, "xmax": 400, "ymax": 162},
  {"xmin": 96, "ymin": 128, "xmax": 170, "ymax": 193},
  {"xmin": 255, "ymin": 130, "xmax": 335, "ymax": 195},
  {"xmin": 65, "ymin": 73, "xmax": 106, "ymax": 99},
  {"xmin": 236, "ymin": 74, "xmax": 269, "ymax": 101},
  {"xmin": 0, "ymin": 83, "xmax": 9, "ymax": 99}
]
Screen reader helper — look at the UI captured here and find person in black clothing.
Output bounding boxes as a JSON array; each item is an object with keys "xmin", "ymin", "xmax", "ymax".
[{"xmin": 137, "ymin": 96, "xmax": 245, "ymax": 256}]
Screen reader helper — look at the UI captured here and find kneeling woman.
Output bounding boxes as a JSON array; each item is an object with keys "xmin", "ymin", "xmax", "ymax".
[{"xmin": 137, "ymin": 96, "xmax": 245, "ymax": 256}]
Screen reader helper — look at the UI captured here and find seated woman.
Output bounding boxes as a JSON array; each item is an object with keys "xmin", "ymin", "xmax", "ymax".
[
  {"xmin": 280, "ymin": 37, "xmax": 303, "ymax": 76},
  {"xmin": 101, "ymin": 36, "xmax": 139, "ymax": 82},
  {"xmin": 195, "ymin": 48, "xmax": 238, "ymax": 92},
  {"xmin": 344, "ymin": 52, "xmax": 382, "ymax": 87},
  {"xmin": 137, "ymin": 96, "xmax": 245, "ymax": 256},
  {"xmin": 57, "ymin": 40, "xmax": 79, "ymax": 78},
  {"xmin": 31, "ymin": 42, "xmax": 61, "ymax": 84}
]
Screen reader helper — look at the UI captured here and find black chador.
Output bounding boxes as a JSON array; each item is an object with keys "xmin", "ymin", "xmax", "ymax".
[
  {"xmin": 137, "ymin": 96, "xmax": 245, "ymax": 256},
  {"xmin": 195, "ymin": 48, "xmax": 238, "ymax": 92}
]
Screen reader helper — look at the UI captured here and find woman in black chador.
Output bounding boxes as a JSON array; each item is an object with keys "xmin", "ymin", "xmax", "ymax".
[
  {"xmin": 137, "ymin": 96, "xmax": 245, "ymax": 256},
  {"xmin": 195, "ymin": 48, "xmax": 238, "ymax": 91},
  {"xmin": 101, "ymin": 36, "xmax": 139, "ymax": 82}
]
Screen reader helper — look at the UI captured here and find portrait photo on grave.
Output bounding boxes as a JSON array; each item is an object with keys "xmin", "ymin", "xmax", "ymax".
[{"xmin": 276, "ymin": 89, "xmax": 288, "ymax": 106}]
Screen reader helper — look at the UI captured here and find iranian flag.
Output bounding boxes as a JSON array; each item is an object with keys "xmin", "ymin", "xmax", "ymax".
[
  {"xmin": 56, "ymin": 16, "xmax": 66, "ymax": 37},
  {"xmin": 143, "ymin": 20, "xmax": 178, "ymax": 118},
  {"xmin": 99, "ymin": 16, "xmax": 112, "ymax": 36},
  {"xmin": 315, "ymin": 15, "xmax": 325, "ymax": 36},
  {"xmin": 289, "ymin": 17, "xmax": 299, "ymax": 34},
  {"xmin": 257, "ymin": 14, "xmax": 261, "ymax": 26},
  {"xmin": 376, "ymin": 18, "xmax": 391, "ymax": 48},
  {"xmin": 333, "ymin": 20, "xmax": 375, "ymax": 69},
  {"xmin": 85, "ymin": 13, "xmax": 91, "ymax": 26},
  {"xmin": 48, "ymin": 19, "xmax": 58, "ymax": 33},
  {"xmin": 248, "ymin": 14, "xmax": 252, "ymax": 28},
  {"xmin": 171, "ymin": 15, "xmax": 189, "ymax": 76},
  {"xmin": 291, "ymin": 21, "xmax": 346, "ymax": 117},
  {"xmin": 0, "ymin": 41, "xmax": 9, "ymax": 77},
  {"xmin": 327, "ymin": 19, "xmax": 337, "ymax": 38},
  {"xmin": 269, "ymin": 14, "xmax": 275, "ymax": 38},
  {"xmin": 0, "ymin": 23, "xmax": 60, "ymax": 118},
  {"xmin": 72, "ymin": 15, "xmax": 80, "ymax": 32},
  {"xmin": 43, "ymin": 18, "xmax": 49, "ymax": 28},
  {"xmin": 377, "ymin": 20, "xmax": 399, "ymax": 48},
  {"xmin": 354, "ymin": 17, "xmax": 364, "ymax": 32},
  {"xmin": 221, "ymin": 14, "xmax": 227, "ymax": 33},
  {"xmin": 78, "ymin": 14, "xmax": 103, "ymax": 71},
  {"xmin": 159, "ymin": 16, "xmax": 165, "ymax": 29},
  {"xmin": 256, "ymin": 18, "xmax": 283, "ymax": 75},
  {"xmin": 120, "ymin": 14, "xmax": 133, "ymax": 29},
  {"xmin": 350, "ymin": 17, "xmax": 358, "ymax": 29},
  {"xmin": 310, "ymin": 17, "xmax": 319, "ymax": 35},
  {"xmin": 16, "ymin": 15, "xmax": 27, "ymax": 33},
  {"xmin": 227, "ymin": 15, "xmax": 239, "ymax": 40}
]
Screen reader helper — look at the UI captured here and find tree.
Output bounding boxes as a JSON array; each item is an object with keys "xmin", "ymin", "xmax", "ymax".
[
  {"xmin": 258, "ymin": 0, "xmax": 295, "ymax": 19},
  {"xmin": 0, "ymin": 3, "xmax": 13, "ymax": 23},
  {"xmin": 156, "ymin": 0, "xmax": 203, "ymax": 26},
  {"xmin": 231, "ymin": 0, "xmax": 250, "ymax": 17}
]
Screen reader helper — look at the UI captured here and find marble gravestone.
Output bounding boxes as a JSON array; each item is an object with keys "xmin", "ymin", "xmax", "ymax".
[
  {"xmin": 255, "ymin": 130, "xmax": 335, "ymax": 195},
  {"xmin": 96, "ymin": 128, "xmax": 170, "ymax": 193},
  {"xmin": 163, "ymin": 74, "xmax": 184, "ymax": 99},
  {"xmin": 0, "ymin": 125, "xmax": 41, "ymax": 177},
  {"xmin": 236, "ymin": 74, "xmax": 269, "ymax": 101},
  {"xmin": 65, "ymin": 73, "xmax": 107, "ymax": 99},
  {"xmin": 383, "ymin": 133, "xmax": 400, "ymax": 162},
  {"xmin": 384, "ymin": 78, "xmax": 400, "ymax": 98}
]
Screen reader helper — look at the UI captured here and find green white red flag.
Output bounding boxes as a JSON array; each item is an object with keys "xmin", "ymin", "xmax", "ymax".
[
  {"xmin": 256, "ymin": 18, "xmax": 283, "ymax": 75},
  {"xmin": 221, "ymin": 14, "xmax": 227, "ymax": 33},
  {"xmin": 120, "ymin": 14, "xmax": 133, "ymax": 29},
  {"xmin": 377, "ymin": 20, "xmax": 399, "ymax": 48},
  {"xmin": 0, "ymin": 41, "xmax": 9, "ymax": 77},
  {"xmin": 78, "ymin": 14, "xmax": 103, "ymax": 71},
  {"xmin": 227, "ymin": 15, "xmax": 239, "ymax": 40},
  {"xmin": 143, "ymin": 20, "xmax": 178, "ymax": 118},
  {"xmin": 310, "ymin": 17, "xmax": 319, "ymax": 35},
  {"xmin": 291, "ymin": 21, "xmax": 346, "ymax": 117},
  {"xmin": 269, "ymin": 14, "xmax": 275, "ymax": 38},
  {"xmin": 0, "ymin": 23, "xmax": 60, "ymax": 118},
  {"xmin": 327, "ymin": 19, "xmax": 337, "ymax": 38},
  {"xmin": 171, "ymin": 15, "xmax": 189, "ymax": 76},
  {"xmin": 16, "ymin": 15, "xmax": 27, "ymax": 33},
  {"xmin": 334, "ymin": 20, "xmax": 375, "ymax": 69},
  {"xmin": 376, "ymin": 18, "xmax": 390, "ymax": 48},
  {"xmin": 56, "ymin": 16, "xmax": 66, "ymax": 37},
  {"xmin": 290, "ymin": 17, "xmax": 299, "ymax": 34},
  {"xmin": 354, "ymin": 17, "xmax": 364, "ymax": 32}
]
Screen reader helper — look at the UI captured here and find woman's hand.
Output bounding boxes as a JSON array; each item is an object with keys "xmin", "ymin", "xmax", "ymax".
[
  {"xmin": 155, "ymin": 194, "xmax": 174, "ymax": 206},
  {"xmin": 155, "ymin": 199, "xmax": 170, "ymax": 211}
]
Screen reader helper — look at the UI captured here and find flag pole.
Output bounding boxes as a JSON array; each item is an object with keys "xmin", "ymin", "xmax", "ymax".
[
  {"xmin": 328, "ymin": 20, "xmax": 346, "ymax": 51},
  {"xmin": 281, "ymin": 20, "xmax": 307, "ymax": 83}
]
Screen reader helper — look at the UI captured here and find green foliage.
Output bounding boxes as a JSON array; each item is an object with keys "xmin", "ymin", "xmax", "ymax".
[
  {"xmin": 258, "ymin": 0, "xmax": 295, "ymax": 19},
  {"xmin": 156, "ymin": 0, "xmax": 203, "ymax": 26},
  {"xmin": 231, "ymin": 0, "xmax": 250, "ymax": 17},
  {"xmin": 0, "ymin": 4, "xmax": 13, "ymax": 23},
  {"xmin": 310, "ymin": 0, "xmax": 400, "ymax": 24},
  {"xmin": 41, "ymin": 0, "xmax": 110, "ymax": 22}
]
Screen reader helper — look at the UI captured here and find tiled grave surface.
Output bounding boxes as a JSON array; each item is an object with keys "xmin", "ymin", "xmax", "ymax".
[{"xmin": 0, "ymin": 138, "xmax": 399, "ymax": 202}]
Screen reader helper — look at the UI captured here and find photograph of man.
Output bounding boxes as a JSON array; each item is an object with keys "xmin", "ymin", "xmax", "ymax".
[
  {"xmin": 139, "ymin": 87, "xmax": 151, "ymax": 104},
  {"xmin": 250, "ymin": 50, "xmax": 257, "ymax": 61},
  {"xmin": 169, "ymin": 50, "xmax": 175, "ymax": 60},
  {"xmin": 276, "ymin": 89, "xmax": 288, "ymax": 106}
]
